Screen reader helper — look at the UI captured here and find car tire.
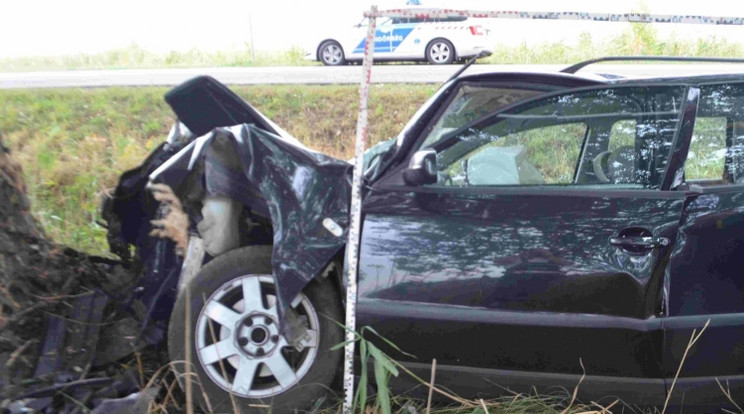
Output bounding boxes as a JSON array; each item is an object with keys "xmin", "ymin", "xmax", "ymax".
[
  {"xmin": 168, "ymin": 245, "xmax": 343, "ymax": 413},
  {"xmin": 319, "ymin": 40, "xmax": 346, "ymax": 66},
  {"xmin": 426, "ymin": 38, "xmax": 455, "ymax": 64}
]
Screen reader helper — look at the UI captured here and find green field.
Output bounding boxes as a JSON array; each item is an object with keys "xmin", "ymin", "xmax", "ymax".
[{"xmin": 0, "ymin": 85, "xmax": 437, "ymax": 255}]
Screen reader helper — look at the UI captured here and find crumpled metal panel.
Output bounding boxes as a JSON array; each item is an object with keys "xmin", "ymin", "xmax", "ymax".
[{"xmin": 151, "ymin": 124, "xmax": 352, "ymax": 319}]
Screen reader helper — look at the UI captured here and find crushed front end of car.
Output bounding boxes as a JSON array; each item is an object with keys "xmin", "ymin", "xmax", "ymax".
[{"xmin": 102, "ymin": 76, "xmax": 356, "ymax": 340}]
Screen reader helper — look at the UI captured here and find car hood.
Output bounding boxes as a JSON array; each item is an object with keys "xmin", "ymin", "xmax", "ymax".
[
  {"xmin": 106, "ymin": 76, "xmax": 355, "ymax": 324},
  {"xmin": 165, "ymin": 75, "xmax": 306, "ymax": 150}
]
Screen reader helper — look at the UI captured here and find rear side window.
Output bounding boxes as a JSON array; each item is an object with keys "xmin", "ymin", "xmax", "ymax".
[
  {"xmin": 428, "ymin": 85, "xmax": 687, "ymax": 189},
  {"xmin": 686, "ymin": 83, "xmax": 744, "ymax": 185}
]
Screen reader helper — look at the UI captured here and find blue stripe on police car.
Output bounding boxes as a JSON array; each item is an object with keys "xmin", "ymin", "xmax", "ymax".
[{"xmin": 353, "ymin": 27, "xmax": 415, "ymax": 54}]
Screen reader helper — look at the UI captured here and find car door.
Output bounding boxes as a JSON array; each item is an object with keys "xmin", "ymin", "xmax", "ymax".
[
  {"xmin": 663, "ymin": 81, "xmax": 744, "ymax": 405},
  {"xmin": 357, "ymin": 82, "xmax": 693, "ymax": 402},
  {"xmin": 349, "ymin": 18, "xmax": 393, "ymax": 58},
  {"xmin": 387, "ymin": 17, "xmax": 421, "ymax": 57}
]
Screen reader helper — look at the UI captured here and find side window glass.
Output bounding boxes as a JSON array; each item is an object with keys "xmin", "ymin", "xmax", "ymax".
[
  {"xmin": 444, "ymin": 123, "xmax": 586, "ymax": 186},
  {"xmin": 688, "ymin": 83, "xmax": 744, "ymax": 185},
  {"xmin": 429, "ymin": 86, "xmax": 686, "ymax": 189},
  {"xmin": 609, "ymin": 120, "xmax": 636, "ymax": 151},
  {"xmin": 421, "ymin": 85, "xmax": 543, "ymax": 149},
  {"xmin": 686, "ymin": 117, "xmax": 727, "ymax": 181}
]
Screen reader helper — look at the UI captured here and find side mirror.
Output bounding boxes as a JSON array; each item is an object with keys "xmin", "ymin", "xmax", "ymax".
[{"xmin": 403, "ymin": 149, "xmax": 438, "ymax": 186}]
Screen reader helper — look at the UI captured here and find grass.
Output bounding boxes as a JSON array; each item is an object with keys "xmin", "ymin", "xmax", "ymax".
[
  {"xmin": 2, "ymin": 23, "xmax": 744, "ymax": 71},
  {"xmin": 0, "ymin": 44, "xmax": 316, "ymax": 72},
  {"xmin": 0, "ymin": 84, "xmax": 437, "ymax": 256},
  {"xmin": 145, "ymin": 319, "xmax": 714, "ymax": 413},
  {"xmin": 483, "ymin": 28, "xmax": 744, "ymax": 65}
]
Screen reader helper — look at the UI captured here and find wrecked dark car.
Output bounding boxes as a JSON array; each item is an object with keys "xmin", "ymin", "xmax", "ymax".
[{"xmin": 102, "ymin": 58, "xmax": 744, "ymax": 412}]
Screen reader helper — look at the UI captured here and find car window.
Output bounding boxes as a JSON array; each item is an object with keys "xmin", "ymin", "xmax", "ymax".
[
  {"xmin": 442, "ymin": 123, "xmax": 586, "ymax": 186},
  {"xmin": 686, "ymin": 83, "xmax": 744, "ymax": 185},
  {"xmin": 357, "ymin": 18, "xmax": 391, "ymax": 27},
  {"xmin": 431, "ymin": 16, "xmax": 468, "ymax": 22},
  {"xmin": 391, "ymin": 16, "xmax": 467, "ymax": 23},
  {"xmin": 391, "ymin": 17, "xmax": 426, "ymax": 24},
  {"xmin": 609, "ymin": 120, "xmax": 636, "ymax": 151},
  {"xmin": 420, "ymin": 85, "xmax": 544, "ymax": 149},
  {"xmin": 429, "ymin": 85, "xmax": 687, "ymax": 189},
  {"xmin": 686, "ymin": 117, "xmax": 727, "ymax": 180}
]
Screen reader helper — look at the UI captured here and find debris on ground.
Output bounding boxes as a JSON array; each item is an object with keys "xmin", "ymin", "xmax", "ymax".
[{"xmin": 0, "ymin": 135, "xmax": 165, "ymax": 412}]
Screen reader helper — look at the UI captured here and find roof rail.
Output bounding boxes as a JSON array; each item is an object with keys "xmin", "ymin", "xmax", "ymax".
[{"xmin": 562, "ymin": 56, "xmax": 744, "ymax": 74}]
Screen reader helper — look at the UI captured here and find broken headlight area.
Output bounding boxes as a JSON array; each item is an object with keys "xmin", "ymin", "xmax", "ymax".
[{"xmin": 101, "ymin": 76, "xmax": 353, "ymax": 344}]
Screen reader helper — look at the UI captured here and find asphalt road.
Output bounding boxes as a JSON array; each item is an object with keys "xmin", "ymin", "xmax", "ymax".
[{"xmin": 1, "ymin": 64, "xmax": 743, "ymax": 89}]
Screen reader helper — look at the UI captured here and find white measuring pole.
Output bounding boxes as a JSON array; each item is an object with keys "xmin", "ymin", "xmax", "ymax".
[{"xmin": 342, "ymin": 5, "xmax": 377, "ymax": 414}]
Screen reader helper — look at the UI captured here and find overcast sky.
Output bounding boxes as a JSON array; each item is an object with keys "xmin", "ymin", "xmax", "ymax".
[{"xmin": 2, "ymin": 0, "xmax": 744, "ymax": 58}]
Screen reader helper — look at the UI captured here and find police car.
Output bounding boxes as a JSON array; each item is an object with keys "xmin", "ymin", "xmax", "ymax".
[{"xmin": 306, "ymin": 9, "xmax": 492, "ymax": 65}]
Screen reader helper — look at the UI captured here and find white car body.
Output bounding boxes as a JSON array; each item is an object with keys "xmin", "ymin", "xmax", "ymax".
[{"xmin": 307, "ymin": 11, "xmax": 492, "ymax": 65}]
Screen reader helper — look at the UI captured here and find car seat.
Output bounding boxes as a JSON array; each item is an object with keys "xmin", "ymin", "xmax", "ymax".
[{"xmin": 593, "ymin": 146, "xmax": 636, "ymax": 184}]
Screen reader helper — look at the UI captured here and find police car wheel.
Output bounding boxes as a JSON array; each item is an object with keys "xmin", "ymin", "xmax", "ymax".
[
  {"xmin": 426, "ymin": 38, "xmax": 455, "ymax": 64},
  {"xmin": 319, "ymin": 40, "xmax": 345, "ymax": 66}
]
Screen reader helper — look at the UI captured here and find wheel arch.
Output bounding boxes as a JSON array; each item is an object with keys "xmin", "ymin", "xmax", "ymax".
[{"xmin": 229, "ymin": 238, "xmax": 347, "ymax": 314}]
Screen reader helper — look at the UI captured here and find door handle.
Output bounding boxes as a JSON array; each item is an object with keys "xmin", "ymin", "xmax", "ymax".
[{"xmin": 609, "ymin": 236, "xmax": 670, "ymax": 249}]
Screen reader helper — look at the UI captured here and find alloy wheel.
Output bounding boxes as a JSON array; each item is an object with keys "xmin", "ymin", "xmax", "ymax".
[
  {"xmin": 194, "ymin": 275, "xmax": 319, "ymax": 398},
  {"xmin": 322, "ymin": 43, "xmax": 344, "ymax": 65},
  {"xmin": 429, "ymin": 41, "xmax": 452, "ymax": 64}
]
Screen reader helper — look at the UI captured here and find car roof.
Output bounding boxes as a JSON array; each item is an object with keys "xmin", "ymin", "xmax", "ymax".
[
  {"xmin": 611, "ymin": 72, "xmax": 744, "ymax": 85},
  {"xmin": 454, "ymin": 56, "xmax": 744, "ymax": 85},
  {"xmin": 456, "ymin": 68, "xmax": 744, "ymax": 87},
  {"xmin": 456, "ymin": 71, "xmax": 607, "ymax": 87}
]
